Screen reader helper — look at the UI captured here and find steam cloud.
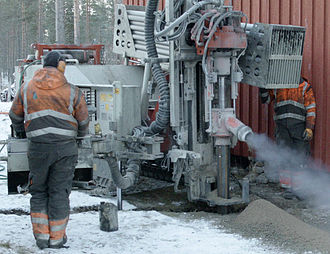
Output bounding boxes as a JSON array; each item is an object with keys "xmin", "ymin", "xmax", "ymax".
[{"xmin": 247, "ymin": 133, "xmax": 330, "ymax": 208}]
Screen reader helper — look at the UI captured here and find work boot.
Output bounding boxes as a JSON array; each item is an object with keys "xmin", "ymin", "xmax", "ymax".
[
  {"xmin": 36, "ymin": 239, "xmax": 49, "ymax": 250},
  {"xmin": 49, "ymin": 235, "xmax": 68, "ymax": 249}
]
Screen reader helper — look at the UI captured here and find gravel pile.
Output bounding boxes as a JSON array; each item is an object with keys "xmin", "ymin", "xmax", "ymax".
[{"xmin": 234, "ymin": 199, "xmax": 330, "ymax": 253}]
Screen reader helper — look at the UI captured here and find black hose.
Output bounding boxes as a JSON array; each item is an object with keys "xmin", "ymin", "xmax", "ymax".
[
  {"xmin": 18, "ymin": 60, "xmax": 41, "ymax": 88},
  {"xmin": 144, "ymin": 0, "xmax": 170, "ymax": 135}
]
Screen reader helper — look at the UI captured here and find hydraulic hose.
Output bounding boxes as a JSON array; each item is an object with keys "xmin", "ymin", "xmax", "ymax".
[
  {"xmin": 105, "ymin": 156, "xmax": 140, "ymax": 190},
  {"xmin": 155, "ymin": 0, "xmax": 223, "ymax": 38},
  {"xmin": 18, "ymin": 60, "xmax": 41, "ymax": 88},
  {"xmin": 144, "ymin": 0, "xmax": 170, "ymax": 135}
]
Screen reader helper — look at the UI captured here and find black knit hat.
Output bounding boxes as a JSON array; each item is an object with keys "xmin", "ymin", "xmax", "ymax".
[{"xmin": 43, "ymin": 51, "xmax": 65, "ymax": 68}]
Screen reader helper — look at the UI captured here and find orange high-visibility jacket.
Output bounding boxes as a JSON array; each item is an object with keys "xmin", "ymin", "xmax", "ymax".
[
  {"xmin": 260, "ymin": 80, "xmax": 316, "ymax": 130},
  {"xmin": 9, "ymin": 67, "xmax": 89, "ymax": 143}
]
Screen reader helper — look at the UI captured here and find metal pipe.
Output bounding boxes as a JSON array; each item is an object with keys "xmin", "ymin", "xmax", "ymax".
[
  {"xmin": 242, "ymin": 177, "xmax": 249, "ymax": 203},
  {"xmin": 130, "ymin": 25, "xmax": 144, "ymax": 32},
  {"xmin": 217, "ymin": 145, "xmax": 230, "ymax": 198},
  {"xmin": 117, "ymin": 161, "xmax": 123, "ymax": 211},
  {"xmin": 128, "ymin": 15, "xmax": 145, "ymax": 22},
  {"xmin": 224, "ymin": 115, "xmax": 253, "ymax": 142},
  {"xmin": 208, "ymin": 100, "xmax": 212, "ymax": 129},
  {"xmin": 141, "ymin": 62, "xmax": 151, "ymax": 121},
  {"xmin": 219, "ymin": 76, "xmax": 225, "ymax": 109},
  {"xmin": 130, "ymin": 21, "xmax": 144, "ymax": 27},
  {"xmin": 135, "ymin": 44, "xmax": 169, "ymax": 56},
  {"xmin": 241, "ymin": 23, "xmax": 254, "ymax": 30},
  {"xmin": 134, "ymin": 41, "xmax": 170, "ymax": 51},
  {"xmin": 127, "ymin": 10, "xmax": 145, "ymax": 16},
  {"xmin": 136, "ymin": 50, "xmax": 168, "ymax": 59},
  {"xmin": 230, "ymin": 56, "xmax": 238, "ymax": 113}
]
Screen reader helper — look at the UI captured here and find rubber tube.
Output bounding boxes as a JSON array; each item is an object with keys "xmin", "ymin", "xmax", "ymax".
[
  {"xmin": 105, "ymin": 156, "xmax": 140, "ymax": 190},
  {"xmin": 144, "ymin": 0, "xmax": 170, "ymax": 135}
]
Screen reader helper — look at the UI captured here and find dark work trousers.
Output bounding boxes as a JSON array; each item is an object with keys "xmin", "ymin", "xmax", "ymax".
[
  {"xmin": 275, "ymin": 120, "xmax": 310, "ymax": 156},
  {"xmin": 28, "ymin": 140, "xmax": 78, "ymax": 247},
  {"xmin": 275, "ymin": 120, "xmax": 310, "ymax": 189}
]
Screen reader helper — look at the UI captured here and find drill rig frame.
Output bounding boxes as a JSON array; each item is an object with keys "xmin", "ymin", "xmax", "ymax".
[{"xmin": 111, "ymin": 0, "xmax": 305, "ymax": 209}]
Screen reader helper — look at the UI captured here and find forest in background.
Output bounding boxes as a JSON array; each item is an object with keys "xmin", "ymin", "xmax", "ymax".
[{"xmin": 0, "ymin": 0, "xmax": 117, "ymax": 84}]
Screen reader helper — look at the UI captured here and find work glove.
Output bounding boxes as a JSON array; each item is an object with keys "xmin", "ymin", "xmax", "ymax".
[
  {"xmin": 16, "ymin": 131, "xmax": 26, "ymax": 139},
  {"xmin": 259, "ymin": 88, "xmax": 268, "ymax": 94},
  {"xmin": 303, "ymin": 128, "xmax": 313, "ymax": 141}
]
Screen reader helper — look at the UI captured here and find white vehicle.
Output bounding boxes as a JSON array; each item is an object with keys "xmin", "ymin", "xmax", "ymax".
[{"xmin": 0, "ymin": 84, "xmax": 16, "ymax": 102}]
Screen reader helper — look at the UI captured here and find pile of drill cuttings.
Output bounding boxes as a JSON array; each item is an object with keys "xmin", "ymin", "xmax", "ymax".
[{"xmin": 234, "ymin": 199, "xmax": 330, "ymax": 253}]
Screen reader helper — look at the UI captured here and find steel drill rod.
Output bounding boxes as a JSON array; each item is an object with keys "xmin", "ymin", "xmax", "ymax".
[
  {"xmin": 219, "ymin": 77, "xmax": 225, "ymax": 109},
  {"xmin": 217, "ymin": 145, "xmax": 230, "ymax": 199},
  {"xmin": 117, "ymin": 161, "xmax": 123, "ymax": 210}
]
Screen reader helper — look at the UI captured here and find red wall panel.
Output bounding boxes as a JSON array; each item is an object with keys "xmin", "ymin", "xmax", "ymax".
[{"xmin": 123, "ymin": 0, "xmax": 330, "ymax": 166}]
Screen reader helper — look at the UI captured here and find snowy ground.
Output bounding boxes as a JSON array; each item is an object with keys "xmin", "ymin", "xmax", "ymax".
[{"xmin": 0, "ymin": 102, "xmax": 288, "ymax": 254}]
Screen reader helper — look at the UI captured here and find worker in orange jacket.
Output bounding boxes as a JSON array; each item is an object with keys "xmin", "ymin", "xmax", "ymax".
[
  {"xmin": 9, "ymin": 51, "xmax": 89, "ymax": 249},
  {"xmin": 260, "ymin": 77, "xmax": 316, "ymax": 198}
]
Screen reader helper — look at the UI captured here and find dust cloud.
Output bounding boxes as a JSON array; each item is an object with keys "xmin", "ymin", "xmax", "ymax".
[{"xmin": 246, "ymin": 133, "xmax": 330, "ymax": 208}]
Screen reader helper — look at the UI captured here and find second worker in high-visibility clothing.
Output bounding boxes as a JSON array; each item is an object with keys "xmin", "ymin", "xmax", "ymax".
[
  {"xmin": 9, "ymin": 51, "xmax": 89, "ymax": 249},
  {"xmin": 259, "ymin": 77, "xmax": 316, "ymax": 198}
]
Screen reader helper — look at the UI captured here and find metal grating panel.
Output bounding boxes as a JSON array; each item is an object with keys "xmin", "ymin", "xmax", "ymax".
[{"xmin": 239, "ymin": 23, "xmax": 305, "ymax": 89}]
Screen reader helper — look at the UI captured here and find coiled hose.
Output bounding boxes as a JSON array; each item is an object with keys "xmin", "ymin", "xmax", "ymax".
[{"xmin": 144, "ymin": 0, "xmax": 170, "ymax": 135}]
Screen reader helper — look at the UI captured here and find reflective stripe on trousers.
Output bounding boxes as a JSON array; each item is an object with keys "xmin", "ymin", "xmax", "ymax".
[
  {"xmin": 31, "ymin": 212, "xmax": 50, "ymax": 240},
  {"xmin": 49, "ymin": 217, "xmax": 69, "ymax": 246}
]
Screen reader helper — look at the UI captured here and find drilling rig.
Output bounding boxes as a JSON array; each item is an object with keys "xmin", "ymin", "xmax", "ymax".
[{"xmin": 3, "ymin": 0, "xmax": 305, "ymax": 211}]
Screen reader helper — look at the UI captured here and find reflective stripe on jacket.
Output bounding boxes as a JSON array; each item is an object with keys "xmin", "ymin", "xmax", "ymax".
[
  {"xmin": 260, "ymin": 81, "xmax": 316, "ymax": 129},
  {"xmin": 9, "ymin": 67, "xmax": 89, "ymax": 143}
]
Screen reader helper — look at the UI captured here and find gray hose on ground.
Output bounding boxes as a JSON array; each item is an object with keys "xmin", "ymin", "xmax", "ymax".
[
  {"xmin": 144, "ymin": 0, "xmax": 170, "ymax": 135},
  {"xmin": 105, "ymin": 156, "xmax": 140, "ymax": 190}
]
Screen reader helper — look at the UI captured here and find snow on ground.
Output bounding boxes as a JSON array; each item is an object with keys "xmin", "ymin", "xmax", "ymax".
[
  {"xmin": 0, "ymin": 102, "xmax": 288, "ymax": 254},
  {"xmin": 0, "ymin": 102, "xmax": 11, "ymax": 180},
  {"xmin": 0, "ymin": 181, "xmax": 135, "ymax": 212},
  {"xmin": 0, "ymin": 101, "xmax": 11, "ymax": 142},
  {"xmin": 0, "ymin": 209, "xmax": 289, "ymax": 254}
]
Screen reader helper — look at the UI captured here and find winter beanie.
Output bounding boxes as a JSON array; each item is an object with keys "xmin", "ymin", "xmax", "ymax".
[{"xmin": 43, "ymin": 51, "xmax": 65, "ymax": 68}]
